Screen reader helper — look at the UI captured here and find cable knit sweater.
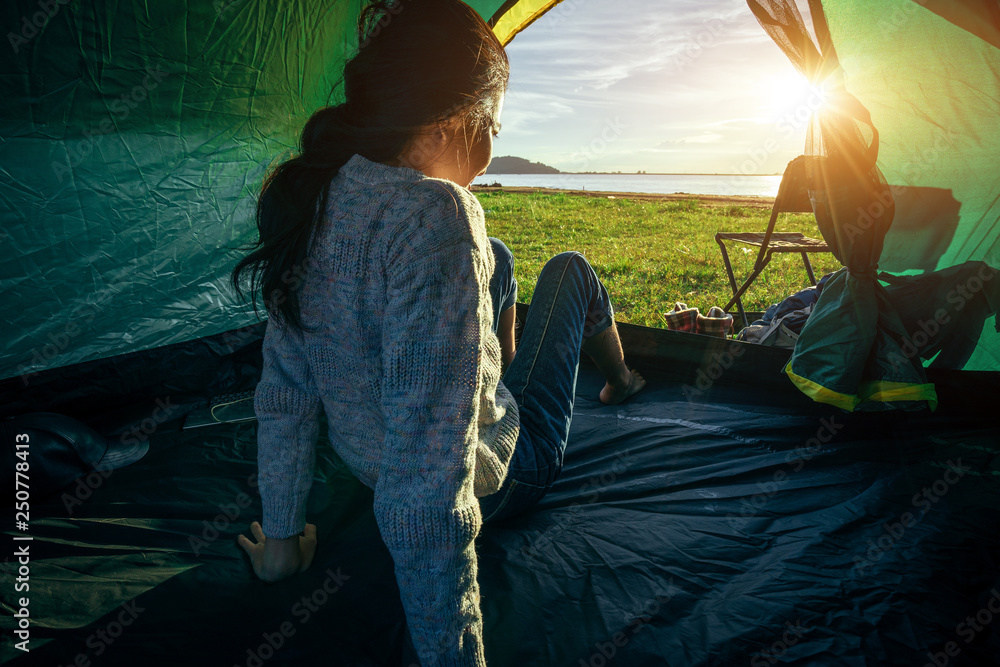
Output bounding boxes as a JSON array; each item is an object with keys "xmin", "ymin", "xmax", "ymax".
[{"xmin": 253, "ymin": 154, "xmax": 520, "ymax": 667}]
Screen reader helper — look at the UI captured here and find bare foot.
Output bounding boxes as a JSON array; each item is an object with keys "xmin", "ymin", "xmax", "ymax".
[{"xmin": 599, "ymin": 367, "xmax": 646, "ymax": 405}]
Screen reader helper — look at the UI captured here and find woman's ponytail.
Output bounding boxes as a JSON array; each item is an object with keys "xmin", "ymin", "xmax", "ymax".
[
  {"xmin": 231, "ymin": 0, "xmax": 509, "ymax": 334},
  {"xmin": 230, "ymin": 103, "xmax": 363, "ymax": 333}
]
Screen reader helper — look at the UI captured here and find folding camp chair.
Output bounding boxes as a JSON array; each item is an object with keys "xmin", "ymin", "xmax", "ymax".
[{"xmin": 715, "ymin": 155, "xmax": 830, "ymax": 328}]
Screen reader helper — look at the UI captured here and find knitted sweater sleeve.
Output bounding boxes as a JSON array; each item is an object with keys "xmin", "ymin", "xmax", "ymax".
[
  {"xmin": 375, "ymin": 182, "xmax": 494, "ymax": 667},
  {"xmin": 254, "ymin": 315, "xmax": 322, "ymax": 539}
]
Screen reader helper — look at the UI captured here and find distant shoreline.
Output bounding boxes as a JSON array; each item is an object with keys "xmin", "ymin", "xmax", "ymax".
[
  {"xmin": 489, "ymin": 172, "xmax": 783, "ymax": 176},
  {"xmin": 470, "ymin": 185, "xmax": 775, "ymax": 208}
]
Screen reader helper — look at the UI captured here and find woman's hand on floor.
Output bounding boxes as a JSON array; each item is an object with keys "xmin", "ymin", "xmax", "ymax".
[{"xmin": 238, "ymin": 521, "xmax": 317, "ymax": 582}]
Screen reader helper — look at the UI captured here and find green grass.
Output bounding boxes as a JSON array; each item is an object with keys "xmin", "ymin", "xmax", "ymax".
[{"xmin": 475, "ymin": 190, "xmax": 842, "ymax": 329}]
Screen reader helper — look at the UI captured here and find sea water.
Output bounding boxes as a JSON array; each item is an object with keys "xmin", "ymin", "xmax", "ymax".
[{"xmin": 472, "ymin": 173, "xmax": 782, "ymax": 198}]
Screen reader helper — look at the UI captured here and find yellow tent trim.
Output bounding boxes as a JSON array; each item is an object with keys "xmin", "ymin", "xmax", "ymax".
[
  {"xmin": 784, "ymin": 361, "xmax": 860, "ymax": 411},
  {"xmin": 491, "ymin": 0, "xmax": 563, "ymax": 45},
  {"xmin": 786, "ymin": 362, "xmax": 939, "ymax": 412},
  {"xmin": 859, "ymin": 381, "xmax": 939, "ymax": 411}
]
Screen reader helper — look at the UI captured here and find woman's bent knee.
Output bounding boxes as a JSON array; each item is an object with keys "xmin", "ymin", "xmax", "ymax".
[{"xmin": 540, "ymin": 251, "xmax": 595, "ymax": 282}]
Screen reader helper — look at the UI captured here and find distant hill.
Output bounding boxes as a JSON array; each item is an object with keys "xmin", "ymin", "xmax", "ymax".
[{"xmin": 486, "ymin": 156, "xmax": 560, "ymax": 174}]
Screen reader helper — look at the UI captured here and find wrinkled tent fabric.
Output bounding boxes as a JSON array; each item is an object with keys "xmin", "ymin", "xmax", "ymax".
[
  {"xmin": 821, "ymin": 0, "xmax": 1000, "ymax": 371},
  {"xmin": 0, "ymin": 0, "xmax": 516, "ymax": 383},
  {"xmin": 1, "ymin": 1, "xmax": 1000, "ymax": 665},
  {"xmin": 748, "ymin": 0, "xmax": 938, "ymax": 410},
  {"xmin": 1, "ymin": 0, "xmax": 998, "ymax": 385},
  {"xmin": 880, "ymin": 262, "xmax": 1000, "ymax": 369},
  {"xmin": 790, "ymin": 157, "xmax": 938, "ymax": 411},
  {"xmin": 1, "ymin": 324, "xmax": 999, "ymax": 666},
  {"xmin": 747, "ymin": 0, "xmax": 1000, "ymax": 386},
  {"xmin": 0, "ymin": 0, "xmax": 359, "ymax": 382}
]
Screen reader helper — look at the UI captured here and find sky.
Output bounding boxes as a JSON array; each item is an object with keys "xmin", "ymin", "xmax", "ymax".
[{"xmin": 491, "ymin": 0, "xmax": 821, "ymax": 174}]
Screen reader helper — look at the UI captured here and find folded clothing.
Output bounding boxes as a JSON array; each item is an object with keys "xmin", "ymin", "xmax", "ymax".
[
  {"xmin": 664, "ymin": 302, "xmax": 698, "ymax": 333},
  {"xmin": 664, "ymin": 303, "xmax": 733, "ymax": 338},
  {"xmin": 697, "ymin": 307, "xmax": 734, "ymax": 339}
]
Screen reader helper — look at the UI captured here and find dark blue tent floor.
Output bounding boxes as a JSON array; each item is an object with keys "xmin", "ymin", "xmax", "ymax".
[{"xmin": 2, "ymin": 333, "xmax": 999, "ymax": 666}]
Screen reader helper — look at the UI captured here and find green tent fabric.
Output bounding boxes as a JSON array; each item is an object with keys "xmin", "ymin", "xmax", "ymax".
[
  {"xmin": 1, "ymin": 0, "xmax": 357, "ymax": 383},
  {"xmin": 828, "ymin": 0, "xmax": 1000, "ymax": 363},
  {"xmin": 788, "ymin": 148, "xmax": 938, "ymax": 410},
  {"xmin": 1, "ymin": 2, "xmax": 999, "ymax": 665},
  {"xmin": 2, "ymin": 0, "xmax": 997, "ymax": 387},
  {"xmin": 0, "ymin": 0, "xmax": 515, "ymax": 384},
  {"xmin": 747, "ymin": 0, "xmax": 999, "ymax": 411},
  {"xmin": 823, "ymin": 0, "xmax": 1000, "ymax": 369}
]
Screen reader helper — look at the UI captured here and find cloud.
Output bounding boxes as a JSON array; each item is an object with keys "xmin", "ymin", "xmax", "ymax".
[
  {"xmin": 491, "ymin": 0, "xmax": 808, "ymax": 173},
  {"xmin": 497, "ymin": 91, "xmax": 576, "ymax": 136},
  {"xmin": 677, "ymin": 132, "xmax": 725, "ymax": 144}
]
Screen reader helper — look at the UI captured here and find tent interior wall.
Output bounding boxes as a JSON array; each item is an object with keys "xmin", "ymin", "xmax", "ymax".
[
  {"xmin": 1, "ymin": 0, "xmax": 999, "ymax": 665},
  {"xmin": 1, "ymin": 0, "xmax": 997, "ymax": 382}
]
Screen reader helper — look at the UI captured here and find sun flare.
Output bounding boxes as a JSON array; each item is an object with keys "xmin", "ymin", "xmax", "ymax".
[{"xmin": 761, "ymin": 68, "xmax": 832, "ymax": 122}]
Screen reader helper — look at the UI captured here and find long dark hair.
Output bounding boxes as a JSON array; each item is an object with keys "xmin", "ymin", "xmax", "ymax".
[{"xmin": 230, "ymin": 0, "xmax": 509, "ymax": 333}]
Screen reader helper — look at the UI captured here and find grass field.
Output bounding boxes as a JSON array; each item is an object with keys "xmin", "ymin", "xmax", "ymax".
[{"xmin": 475, "ymin": 189, "xmax": 842, "ymax": 330}]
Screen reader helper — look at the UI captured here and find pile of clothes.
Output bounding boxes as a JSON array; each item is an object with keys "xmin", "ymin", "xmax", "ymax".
[
  {"xmin": 661, "ymin": 274, "xmax": 834, "ymax": 345},
  {"xmin": 736, "ymin": 273, "xmax": 836, "ymax": 347},
  {"xmin": 665, "ymin": 262, "xmax": 998, "ymax": 365}
]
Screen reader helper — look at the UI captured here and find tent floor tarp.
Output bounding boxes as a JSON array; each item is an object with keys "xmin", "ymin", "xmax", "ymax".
[{"xmin": 2, "ymin": 317, "xmax": 999, "ymax": 666}]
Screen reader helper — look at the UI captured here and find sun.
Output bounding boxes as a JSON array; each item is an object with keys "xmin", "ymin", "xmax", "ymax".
[{"xmin": 759, "ymin": 68, "xmax": 832, "ymax": 123}]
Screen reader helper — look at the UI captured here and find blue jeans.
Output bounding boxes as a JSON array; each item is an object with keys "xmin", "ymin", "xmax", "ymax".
[{"xmin": 479, "ymin": 238, "xmax": 615, "ymax": 523}]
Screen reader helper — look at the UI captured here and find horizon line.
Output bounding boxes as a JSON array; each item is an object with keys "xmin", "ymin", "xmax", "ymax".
[{"xmin": 481, "ymin": 171, "xmax": 784, "ymax": 176}]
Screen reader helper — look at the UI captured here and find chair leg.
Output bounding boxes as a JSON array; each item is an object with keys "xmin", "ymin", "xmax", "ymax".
[
  {"xmin": 716, "ymin": 236, "xmax": 747, "ymax": 329},
  {"xmin": 724, "ymin": 255, "xmax": 774, "ymax": 323},
  {"xmin": 801, "ymin": 252, "xmax": 817, "ymax": 285}
]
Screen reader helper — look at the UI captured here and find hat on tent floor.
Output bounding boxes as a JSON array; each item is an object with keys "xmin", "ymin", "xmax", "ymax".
[{"xmin": 1, "ymin": 412, "xmax": 149, "ymax": 501}]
